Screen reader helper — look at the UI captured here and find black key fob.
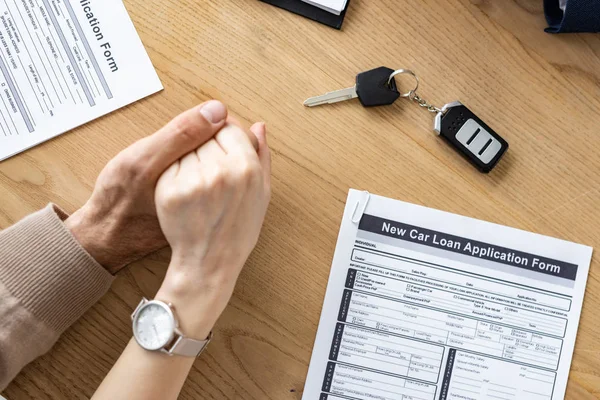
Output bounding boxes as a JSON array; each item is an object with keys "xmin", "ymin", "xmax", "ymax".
[
  {"xmin": 355, "ymin": 67, "xmax": 400, "ymax": 107},
  {"xmin": 434, "ymin": 101, "xmax": 508, "ymax": 173}
]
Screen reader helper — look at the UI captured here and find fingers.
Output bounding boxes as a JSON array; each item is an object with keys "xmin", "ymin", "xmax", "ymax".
[
  {"xmin": 220, "ymin": 116, "xmax": 259, "ymax": 152},
  {"xmin": 214, "ymin": 123, "xmax": 257, "ymax": 155},
  {"xmin": 227, "ymin": 116, "xmax": 259, "ymax": 151},
  {"xmin": 129, "ymin": 100, "xmax": 228, "ymax": 180},
  {"xmin": 196, "ymin": 139, "xmax": 226, "ymax": 164},
  {"xmin": 161, "ymin": 159, "xmax": 180, "ymax": 181},
  {"xmin": 156, "ymin": 161, "xmax": 180, "ymax": 194},
  {"xmin": 180, "ymin": 150, "xmax": 199, "ymax": 173},
  {"xmin": 250, "ymin": 122, "xmax": 271, "ymax": 188}
]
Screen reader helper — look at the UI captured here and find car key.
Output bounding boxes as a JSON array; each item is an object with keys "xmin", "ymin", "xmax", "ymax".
[
  {"xmin": 304, "ymin": 67, "xmax": 509, "ymax": 173},
  {"xmin": 386, "ymin": 69, "xmax": 509, "ymax": 173},
  {"xmin": 434, "ymin": 101, "xmax": 508, "ymax": 173},
  {"xmin": 304, "ymin": 66, "xmax": 400, "ymax": 107}
]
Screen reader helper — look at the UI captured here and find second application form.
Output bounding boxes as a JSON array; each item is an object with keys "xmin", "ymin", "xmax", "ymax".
[
  {"xmin": 0, "ymin": 0, "xmax": 162, "ymax": 161},
  {"xmin": 303, "ymin": 190, "xmax": 593, "ymax": 400}
]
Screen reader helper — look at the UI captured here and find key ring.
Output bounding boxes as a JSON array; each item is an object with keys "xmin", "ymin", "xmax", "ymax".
[
  {"xmin": 388, "ymin": 69, "xmax": 442, "ymax": 113},
  {"xmin": 387, "ymin": 69, "xmax": 419, "ymax": 98}
]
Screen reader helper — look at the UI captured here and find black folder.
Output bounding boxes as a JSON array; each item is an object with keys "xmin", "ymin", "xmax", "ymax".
[{"xmin": 260, "ymin": 0, "xmax": 349, "ymax": 30}]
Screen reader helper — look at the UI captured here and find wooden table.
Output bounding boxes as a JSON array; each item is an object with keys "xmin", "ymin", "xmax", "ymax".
[{"xmin": 1, "ymin": 0, "xmax": 599, "ymax": 398}]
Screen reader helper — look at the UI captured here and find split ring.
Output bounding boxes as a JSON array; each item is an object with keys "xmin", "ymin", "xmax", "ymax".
[{"xmin": 387, "ymin": 69, "xmax": 419, "ymax": 98}]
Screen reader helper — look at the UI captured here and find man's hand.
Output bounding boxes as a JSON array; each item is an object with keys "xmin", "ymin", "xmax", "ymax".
[
  {"xmin": 65, "ymin": 101, "xmax": 258, "ymax": 274},
  {"xmin": 153, "ymin": 120, "xmax": 271, "ymax": 339}
]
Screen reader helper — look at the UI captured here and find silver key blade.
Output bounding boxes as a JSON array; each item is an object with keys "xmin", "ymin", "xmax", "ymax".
[{"xmin": 303, "ymin": 86, "xmax": 358, "ymax": 107}]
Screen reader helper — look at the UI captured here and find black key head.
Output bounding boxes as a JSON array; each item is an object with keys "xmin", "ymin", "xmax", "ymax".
[{"xmin": 355, "ymin": 67, "xmax": 400, "ymax": 107}]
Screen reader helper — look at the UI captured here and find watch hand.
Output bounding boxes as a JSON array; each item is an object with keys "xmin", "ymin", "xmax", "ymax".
[{"xmin": 152, "ymin": 325, "xmax": 159, "ymax": 338}]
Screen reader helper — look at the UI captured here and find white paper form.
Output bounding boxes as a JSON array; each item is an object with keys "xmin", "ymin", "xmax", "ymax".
[
  {"xmin": 0, "ymin": 0, "xmax": 162, "ymax": 161},
  {"xmin": 301, "ymin": 0, "xmax": 347, "ymax": 15},
  {"xmin": 303, "ymin": 190, "xmax": 593, "ymax": 400}
]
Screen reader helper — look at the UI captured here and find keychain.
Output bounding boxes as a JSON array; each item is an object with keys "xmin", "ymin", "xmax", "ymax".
[{"xmin": 304, "ymin": 67, "xmax": 509, "ymax": 173}]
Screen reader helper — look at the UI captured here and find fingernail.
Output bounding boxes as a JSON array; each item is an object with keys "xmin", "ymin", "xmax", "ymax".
[{"xmin": 199, "ymin": 100, "xmax": 227, "ymax": 123}]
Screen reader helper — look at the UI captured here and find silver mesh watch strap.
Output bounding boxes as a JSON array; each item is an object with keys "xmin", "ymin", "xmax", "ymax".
[{"xmin": 167, "ymin": 331, "xmax": 213, "ymax": 357}]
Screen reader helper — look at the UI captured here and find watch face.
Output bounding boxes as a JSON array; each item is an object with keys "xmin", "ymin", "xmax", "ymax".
[{"xmin": 133, "ymin": 302, "xmax": 175, "ymax": 351}]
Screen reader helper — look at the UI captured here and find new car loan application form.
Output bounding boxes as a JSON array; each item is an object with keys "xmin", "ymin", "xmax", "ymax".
[
  {"xmin": 0, "ymin": 0, "xmax": 162, "ymax": 161},
  {"xmin": 303, "ymin": 190, "xmax": 593, "ymax": 400}
]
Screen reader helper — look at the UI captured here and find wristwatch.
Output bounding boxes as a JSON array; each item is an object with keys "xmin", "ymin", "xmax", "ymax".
[{"xmin": 131, "ymin": 298, "xmax": 212, "ymax": 357}]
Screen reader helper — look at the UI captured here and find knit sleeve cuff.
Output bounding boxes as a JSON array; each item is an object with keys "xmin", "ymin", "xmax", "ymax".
[{"xmin": 0, "ymin": 204, "xmax": 114, "ymax": 333}]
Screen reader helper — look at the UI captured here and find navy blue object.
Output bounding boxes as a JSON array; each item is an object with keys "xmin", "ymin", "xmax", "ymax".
[
  {"xmin": 544, "ymin": 0, "xmax": 600, "ymax": 33},
  {"xmin": 260, "ymin": 0, "xmax": 349, "ymax": 30}
]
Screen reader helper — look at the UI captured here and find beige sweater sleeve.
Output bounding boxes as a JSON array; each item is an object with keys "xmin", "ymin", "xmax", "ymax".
[{"xmin": 0, "ymin": 204, "xmax": 114, "ymax": 390}]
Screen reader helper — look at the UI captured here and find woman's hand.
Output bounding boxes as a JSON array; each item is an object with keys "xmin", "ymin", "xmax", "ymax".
[
  {"xmin": 92, "ymin": 111, "xmax": 268, "ymax": 400},
  {"xmin": 154, "ymin": 119, "xmax": 271, "ymax": 339}
]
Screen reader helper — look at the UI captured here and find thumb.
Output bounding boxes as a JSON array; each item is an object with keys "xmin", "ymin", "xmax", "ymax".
[{"xmin": 127, "ymin": 100, "xmax": 228, "ymax": 180}]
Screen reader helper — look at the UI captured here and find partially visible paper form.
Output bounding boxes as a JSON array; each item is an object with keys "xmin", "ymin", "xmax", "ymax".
[
  {"xmin": 303, "ymin": 190, "xmax": 593, "ymax": 400},
  {"xmin": 0, "ymin": 0, "xmax": 162, "ymax": 161},
  {"xmin": 301, "ymin": 0, "xmax": 347, "ymax": 15}
]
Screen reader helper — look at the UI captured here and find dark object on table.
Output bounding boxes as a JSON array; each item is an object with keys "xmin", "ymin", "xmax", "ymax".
[
  {"xmin": 260, "ymin": 0, "xmax": 350, "ymax": 30},
  {"xmin": 544, "ymin": 0, "xmax": 600, "ymax": 33},
  {"xmin": 436, "ymin": 102, "xmax": 509, "ymax": 173}
]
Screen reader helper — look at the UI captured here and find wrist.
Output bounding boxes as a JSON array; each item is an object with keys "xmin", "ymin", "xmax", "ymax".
[
  {"xmin": 156, "ymin": 263, "xmax": 235, "ymax": 339},
  {"xmin": 65, "ymin": 205, "xmax": 119, "ymax": 273},
  {"xmin": 65, "ymin": 203, "xmax": 167, "ymax": 274}
]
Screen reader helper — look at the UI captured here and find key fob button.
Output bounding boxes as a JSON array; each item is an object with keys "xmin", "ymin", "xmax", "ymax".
[{"xmin": 455, "ymin": 119, "xmax": 503, "ymax": 164}]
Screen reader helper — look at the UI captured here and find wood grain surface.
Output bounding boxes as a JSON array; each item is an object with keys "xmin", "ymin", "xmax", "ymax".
[{"xmin": 1, "ymin": 0, "xmax": 600, "ymax": 398}]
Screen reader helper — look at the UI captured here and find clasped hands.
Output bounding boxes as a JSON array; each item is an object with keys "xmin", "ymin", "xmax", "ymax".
[{"xmin": 65, "ymin": 100, "xmax": 271, "ymax": 339}]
